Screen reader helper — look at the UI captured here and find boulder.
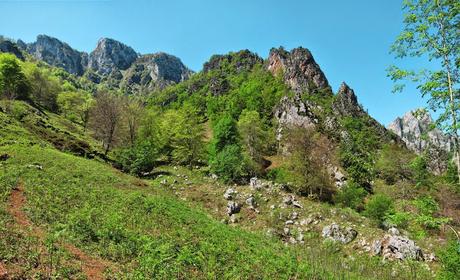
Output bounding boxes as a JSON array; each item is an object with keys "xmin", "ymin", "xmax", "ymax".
[
  {"xmin": 322, "ymin": 223, "xmax": 358, "ymax": 244},
  {"xmin": 226, "ymin": 201, "xmax": 241, "ymax": 216},
  {"xmin": 373, "ymin": 234, "xmax": 424, "ymax": 261}
]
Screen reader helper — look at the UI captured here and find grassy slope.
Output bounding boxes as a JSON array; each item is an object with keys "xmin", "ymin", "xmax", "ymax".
[{"xmin": 0, "ymin": 103, "xmax": 434, "ymax": 279}]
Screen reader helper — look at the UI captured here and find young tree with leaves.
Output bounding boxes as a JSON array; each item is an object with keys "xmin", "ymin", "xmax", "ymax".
[
  {"xmin": 0, "ymin": 53, "xmax": 29, "ymax": 102},
  {"xmin": 90, "ymin": 91, "xmax": 123, "ymax": 155},
  {"xmin": 388, "ymin": 0, "xmax": 460, "ymax": 182}
]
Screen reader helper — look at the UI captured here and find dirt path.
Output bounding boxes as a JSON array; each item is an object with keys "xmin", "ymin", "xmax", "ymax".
[{"xmin": 7, "ymin": 181, "xmax": 109, "ymax": 280}]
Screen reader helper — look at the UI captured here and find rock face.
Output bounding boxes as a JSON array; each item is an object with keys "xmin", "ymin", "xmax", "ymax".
[
  {"xmin": 322, "ymin": 223, "xmax": 358, "ymax": 244},
  {"xmin": 0, "ymin": 39, "xmax": 24, "ymax": 60},
  {"xmin": 26, "ymin": 35, "xmax": 86, "ymax": 75},
  {"xmin": 388, "ymin": 109, "xmax": 454, "ymax": 154},
  {"xmin": 88, "ymin": 37, "xmax": 138, "ymax": 76},
  {"xmin": 373, "ymin": 234, "xmax": 424, "ymax": 261},
  {"xmin": 267, "ymin": 47, "xmax": 331, "ymax": 95},
  {"xmin": 388, "ymin": 109, "xmax": 455, "ymax": 173},
  {"xmin": 332, "ymin": 82, "xmax": 364, "ymax": 117},
  {"xmin": 121, "ymin": 53, "xmax": 193, "ymax": 92}
]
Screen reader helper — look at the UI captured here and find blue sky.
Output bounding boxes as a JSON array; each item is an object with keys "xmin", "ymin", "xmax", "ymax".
[{"xmin": 0, "ymin": 0, "xmax": 428, "ymax": 126}]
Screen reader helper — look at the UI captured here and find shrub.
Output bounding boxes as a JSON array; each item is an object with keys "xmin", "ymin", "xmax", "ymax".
[
  {"xmin": 412, "ymin": 196, "xmax": 450, "ymax": 230},
  {"xmin": 438, "ymin": 240, "xmax": 460, "ymax": 280},
  {"xmin": 210, "ymin": 144, "xmax": 249, "ymax": 183},
  {"xmin": 385, "ymin": 211, "xmax": 412, "ymax": 229},
  {"xmin": 334, "ymin": 182, "xmax": 367, "ymax": 210},
  {"xmin": 375, "ymin": 144, "xmax": 414, "ymax": 185},
  {"xmin": 364, "ymin": 194, "xmax": 394, "ymax": 225},
  {"xmin": 410, "ymin": 155, "xmax": 431, "ymax": 188}
]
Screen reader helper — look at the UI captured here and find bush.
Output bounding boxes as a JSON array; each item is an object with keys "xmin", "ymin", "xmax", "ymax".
[
  {"xmin": 438, "ymin": 240, "xmax": 460, "ymax": 280},
  {"xmin": 210, "ymin": 144, "xmax": 249, "ymax": 183},
  {"xmin": 334, "ymin": 182, "xmax": 367, "ymax": 210},
  {"xmin": 410, "ymin": 155, "xmax": 431, "ymax": 188},
  {"xmin": 412, "ymin": 196, "xmax": 450, "ymax": 230},
  {"xmin": 375, "ymin": 144, "xmax": 414, "ymax": 185},
  {"xmin": 385, "ymin": 211, "xmax": 412, "ymax": 229},
  {"xmin": 364, "ymin": 194, "xmax": 394, "ymax": 225}
]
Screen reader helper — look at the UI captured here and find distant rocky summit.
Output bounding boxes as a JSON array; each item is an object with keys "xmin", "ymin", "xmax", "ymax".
[
  {"xmin": 26, "ymin": 35, "xmax": 87, "ymax": 75},
  {"xmin": 0, "ymin": 34, "xmax": 191, "ymax": 93},
  {"xmin": 121, "ymin": 52, "xmax": 193, "ymax": 92},
  {"xmin": 388, "ymin": 109, "xmax": 455, "ymax": 173},
  {"xmin": 88, "ymin": 38, "xmax": 138, "ymax": 76}
]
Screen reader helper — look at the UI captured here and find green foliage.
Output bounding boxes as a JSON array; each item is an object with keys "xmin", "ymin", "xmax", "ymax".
[
  {"xmin": 283, "ymin": 127, "xmax": 335, "ymax": 201},
  {"xmin": 334, "ymin": 182, "xmax": 367, "ymax": 210},
  {"xmin": 22, "ymin": 62, "xmax": 61, "ymax": 111},
  {"xmin": 412, "ymin": 196, "xmax": 450, "ymax": 230},
  {"xmin": 0, "ymin": 53, "xmax": 30, "ymax": 101},
  {"xmin": 385, "ymin": 211, "xmax": 412, "ymax": 229},
  {"xmin": 57, "ymin": 90, "xmax": 93, "ymax": 128},
  {"xmin": 210, "ymin": 144, "xmax": 249, "ymax": 183},
  {"xmin": 376, "ymin": 144, "xmax": 414, "ymax": 185},
  {"xmin": 237, "ymin": 110, "xmax": 270, "ymax": 175},
  {"xmin": 438, "ymin": 240, "xmax": 460, "ymax": 280},
  {"xmin": 389, "ymin": 0, "xmax": 460, "ymax": 184},
  {"xmin": 340, "ymin": 116, "xmax": 379, "ymax": 191},
  {"xmin": 410, "ymin": 154, "xmax": 431, "ymax": 188},
  {"xmin": 364, "ymin": 194, "xmax": 394, "ymax": 225}
]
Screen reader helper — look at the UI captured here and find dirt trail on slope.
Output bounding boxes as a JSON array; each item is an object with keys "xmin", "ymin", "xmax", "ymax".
[{"xmin": 7, "ymin": 181, "xmax": 110, "ymax": 280}]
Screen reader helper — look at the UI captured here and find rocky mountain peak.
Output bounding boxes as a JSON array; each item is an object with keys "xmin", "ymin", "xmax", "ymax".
[
  {"xmin": 88, "ymin": 37, "xmax": 138, "ymax": 76},
  {"xmin": 388, "ymin": 110, "xmax": 455, "ymax": 174},
  {"xmin": 333, "ymin": 82, "xmax": 364, "ymax": 117},
  {"xmin": 267, "ymin": 47, "xmax": 331, "ymax": 95},
  {"xmin": 388, "ymin": 110, "xmax": 454, "ymax": 154},
  {"xmin": 121, "ymin": 52, "xmax": 193, "ymax": 92},
  {"xmin": 0, "ymin": 38, "xmax": 24, "ymax": 60},
  {"xmin": 27, "ymin": 34, "xmax": 86, "ymax": 75}
]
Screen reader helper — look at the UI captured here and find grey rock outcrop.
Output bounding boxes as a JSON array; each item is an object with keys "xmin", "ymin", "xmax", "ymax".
[
  {"xmin": 88, "ymin": 37, "xmax": 138, "ymax": 76},
  {"xmin": 322, "ymin": 223, "xmax": 358, "ymax": 244},
  {"xmin": 27, "ymin": 35, "xmax": 86, "ymax": 75},
  {"xmin": 372, "ymin": 234, "xmax": 424, "ymax": 261},
  {"xmin": 388, "ymin": 109, "xmax": 455, "ymax": 173},
  {"xmin": 388, "ymin": 109, "xmax": 454, "ymax": 154},
  {"xmin": 0, "ymin": 39, "xmax": 24, "ymax": 60},
  {"xmin": 121, "ymin": 52, "xmax": 193, "ymax": 92}
]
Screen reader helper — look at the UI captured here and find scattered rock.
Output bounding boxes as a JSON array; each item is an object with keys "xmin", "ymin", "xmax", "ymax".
[
  {"xmin": 283, "ymin": 227, "xmax": 290, "ymax": 236},
  {"xmin": 210, "ymin": 173, "xmax": 218, "ymax": 180},
  {"xmin": 245, "ymin": 195, "xmax": 257, "ymax": 208},
  {"xmin": 283, "ymin": 195, "xmax": 294, "ymax": 205},
  {"xmin": 289, "ymin": 211, "xmax": 299, "ymax": 220},
  {"xmin": 229, "ymin": 214, "xmax": 239, "ymax": 224},
  {"xmin": 373, "ymin": 234, "xmax": 424, "ymax": 261},
  {"xmin": 223, "ymin": 188, "xmax": 237, "ymax": 200},
  {"xmin": 226, "ymin": 201, "xmax": 241, "ymax": 216},
  {"xmin": 285, "ymin": 220, "xmax": 294, "ymax": 225},
  {"xmin": 388, "ymin": 227, "xmax": 400, "ymax": 236},
  {"xmin": 322, "ymin": 223, "xmax": 358, "ymax": 244},
  {"xmin": 26, "ymin": 164, "xmax": 43, "ymax": 170},
  {"xmin": 292, "ymin": 201, "xmax": 303, "ymax": 208}
]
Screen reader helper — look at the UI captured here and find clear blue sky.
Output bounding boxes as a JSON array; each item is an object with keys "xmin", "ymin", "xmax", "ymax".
[{"xmin": 0, "ymin": 0, "xmax": 429, "ymax": 126}]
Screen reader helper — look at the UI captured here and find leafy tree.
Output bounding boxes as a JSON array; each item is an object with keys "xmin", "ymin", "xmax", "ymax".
[
  {"xmin": 123, "ymin": 97, "xmax": 145, "ymax": 146},
  {"xmin": 57, "ymin": 91, "xmax": 94, "ymax": 130},
  {"xmin": 0, "ymin": 53, "xmax": 29, "ymax": 101},
  {"xmin": 388, "ymin": 0, "xmax": 460, "ymax": 183},
  {"xmin": 170, "ymin": 107, "xmax": 205, "ymax": 167},
  {"xmin": 410, "ymin": 154, "xmax": 431, "ymax": 188},
  {"xmin": 339, "ymin": 117, "xmax": 379, "ymax": 191},
  {"xmin": 375, "ymin": 144, "xmax": 414, "ymax": 185},
  {"xmin": 209, "ymin": 114, "xmax": 248, "ymax": 182},
  {"xmin": 90, "ymin": 91, "xmax": 123, "ymax": 155},
  {"xmin": 284, "ymin": 126, "xmax": 335, "ymax": 201},
  {"xmin": 23, "ymin": 62, "xmax": 61, "ymax": 111},
  {"xmin": 237, "ymin": 110, "xmax": 269, "ymax": 174}
]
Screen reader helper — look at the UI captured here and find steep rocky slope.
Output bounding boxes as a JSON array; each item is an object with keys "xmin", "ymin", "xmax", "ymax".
[
  {"xmin": 1, "ymin": 35, "xmax": 192, "ymax": 93},
  {"xmin": 388, "ymin": 110, "xmax": 455, "ymax": 173}
]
